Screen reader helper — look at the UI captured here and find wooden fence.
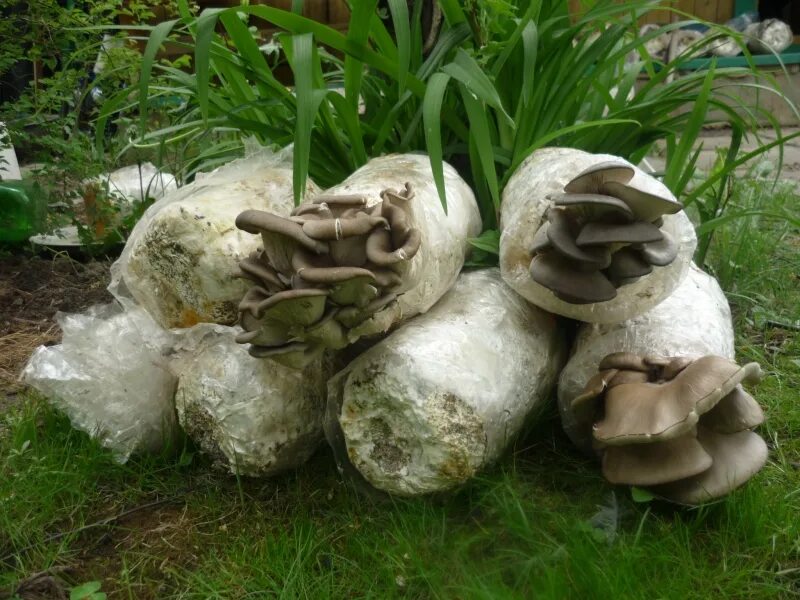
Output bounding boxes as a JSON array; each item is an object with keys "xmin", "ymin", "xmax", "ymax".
[{"xmin": 567, "ymin": 0, "xmax": 735, "ymax": 24}]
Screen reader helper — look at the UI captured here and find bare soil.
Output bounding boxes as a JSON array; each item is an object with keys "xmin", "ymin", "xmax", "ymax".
[{"xmin": 0, "ymin": 253, "xmax": 113, "ymax": 402}]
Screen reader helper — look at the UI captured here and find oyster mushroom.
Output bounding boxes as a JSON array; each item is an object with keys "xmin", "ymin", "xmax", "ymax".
[
  {"xmin": 575, "ymin": 352, "xmax": 766, "ymax": 504},
  {"xmin": 651, "ymin": 426, "xmax": 768, "ymax": 504},
  {"xmin": 557, "ymin": 266, "xmax": 768, "ymax": 504},
  {"xmin": 592, "ymin": 356, "xmax": 762, "ymax": 446},
  {"xmin": 500, "ymin": 148, "xmax": 696, "ymax": 323},
  {"xmin": 234, "ymin": 154, "xmax": 481, "ymax": 367},
  {"xmin": 530, "ymin": 254, "xmax": 617, "ymax": 304}
]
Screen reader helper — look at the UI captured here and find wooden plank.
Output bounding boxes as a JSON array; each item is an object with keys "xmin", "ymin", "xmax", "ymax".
[
  {"xmin": 716, "ymin": 0, "xmax": 734, "ymax": 22},
  {"xmin": 692, "ymin": 0, "xmax": 719, "ymax": 22},
  {"xmin": 328, "ymin": 0, "xmax": 350, "ymax": 25}
]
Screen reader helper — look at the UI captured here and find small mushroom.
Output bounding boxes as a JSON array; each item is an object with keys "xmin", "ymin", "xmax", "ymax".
[
  {"xmin": 598, "ymin": 181, "xmax": 683, "ymax": 223},
  {"xmin": 330, "ymin": 235, "xmax": 369, "ymax": 267},
  {"xmin": 301, "ymin": 214, "xmax": 388, "ymax": 240},
  {"xmin": 606, "ymin": 247, "xmax": 653, "ymax": 285},
  {"xmin": 291, "ymin": 202, "xmax": 333, "ymax": 219},
  {"xmin": 651, "ymin": 426, "xmax": 768, "ymax": 504},
  {"xmin": 636, "ymin": 230, "xmax": 679, "ymax": 267},
  {"xmin": 700, "ymin": 386, "xmax": 764, "ymax": 434},
  {"xmin": 250, "ymin": 288, "xmax": 329, "ymax": 327},
  {"xmin": 366, "ymin": 228, "xmax": 415, "ymax": 265},
  {"xmin": 337, "ymin": 293, "xmax": 398, "ymax": 328},
  {"xmin": 661, "ymin": 356, "xmax": 694, "ymax": 381},
  {"xmin": 236, "ymin": 210, "xmax": 328, "ymax": 254},
  {"xmin": 329, "ymin": 277, "xmax": 379, "ymax": 308},
  {"xmin": 237, "ymin": 316, "xmax": 291, "ymax": 347},
  {"xmin": 571, "ymin": 369, "xmax": 619, "ymax": 428},
  {"xmin": 529, "ymin": 253, "xmax": 617, "ymax": 304},
  {"xmin": 601, "ymin": 431, "xmax": 713, "ymax": 486},
  {"xmin": 608, "ymin": 370, "xmax": 649, "ymax": 387},
  {"xmin": 547, "ymin": 208, "xmax": 612, "ymax": 268},
  {"xmin": 563, "ymin": 161, "xmax": 635, "ymax": 194},
  {"xmin": 529, "ymin": 222, "xmax": 551, "ymax": 254},
  {"xmin": 599, "ymin": 352, "xmax": 649, "ymax": 372},
  {"xmin": 311, "ymin": 193, "xmax": 370, "ymax": 207},
  {"xmin": 238, "ymin": 255, "xmax": 284, "ymax": 291},
  {"xmin": 593, "ymin": 357, "xmax": 762, "ymax": 446},
  {"xmin": 553, "ymin": 193, "xmax": 635, "ymax": 221},
  {"xmin": 576, "ymin": 221, "xmax": 664, "ymax": 247},
  {"xmin": 300, "ymin": 310, "xmax": 349, "ymax": 349}
]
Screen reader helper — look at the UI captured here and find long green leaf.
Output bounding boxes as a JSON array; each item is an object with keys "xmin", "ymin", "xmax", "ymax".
[
  {"xmin": 290, "ymin": 33, "xmax": 327, "ymax": 205},
  {"xmin": 423, "ymin": 72, "xmax": 452, "ymax": 212},
  {"xmin": 387, "ymin": 0, "xmax": 411, "ymax": 94},
  {"xmin": 458, "ymin": 82, "xmax": 500, "ymax": 213},
  {"xmin": 195, "ymin": 10, "xmax": 225, "ymax": 123},
  {"xmin": 443, "ymin": 49, "xmax": 512, "ymax": 125},
  {"xmin": 138, "ymin": 19, "xmax": 179, "ymax": 129}
]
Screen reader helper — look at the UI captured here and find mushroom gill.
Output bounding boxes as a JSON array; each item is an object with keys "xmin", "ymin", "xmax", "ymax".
[
  {"xmin": 529, "ymin": 162, "xmax": 684, "ymax": 304},
  {"xmin": 234, "ymin": 183, "xmax": 420, "ymax": 367},
  {"xmin": 572, "ymin": 352, "xmax": 767, "ymax": 504}
]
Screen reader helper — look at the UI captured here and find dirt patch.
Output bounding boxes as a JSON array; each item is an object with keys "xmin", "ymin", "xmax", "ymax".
[{"xmin": 0, "ymin": 253, "xmax": 113, "ymax": 400}]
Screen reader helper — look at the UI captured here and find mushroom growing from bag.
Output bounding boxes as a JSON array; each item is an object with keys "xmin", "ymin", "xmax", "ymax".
[
  {"xmin": 171, "ymin": 324, "xmax": 330, "ymax": 476},
  {"xmin": 112, "ymin": 152, "xmax": 318, "ymax": 329},
  {"xmin": 500, "ymin": 147, "xmax": 697, "ymax": 323},
  {"xmin": 558, "ymin": 265, "xmax": 767, "ymax": 505},
  {"xmin": 234, "ymin": 153, "xmax": 481, "ymax": 368},
  {"xmin": 325, "ymin": 269, "xmax": 566, "ymax": 496}
]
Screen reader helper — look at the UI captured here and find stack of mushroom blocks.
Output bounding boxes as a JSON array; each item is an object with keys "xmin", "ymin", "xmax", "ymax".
[
  {"xmin": 106, "ymin": 148, "xmax": 766, "ymax": 505},
  {"xmin": 499, "ymin": 147, "xmax": 768, "ymax": 505}
]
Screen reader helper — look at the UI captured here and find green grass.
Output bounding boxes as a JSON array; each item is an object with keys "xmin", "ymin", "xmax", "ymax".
[{"xmin": 1, "ymin": 179, "xmax": 799, "ymax": 598}]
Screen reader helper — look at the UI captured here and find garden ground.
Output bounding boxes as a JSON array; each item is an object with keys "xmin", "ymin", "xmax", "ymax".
[{"xmin": 0, "ymin": 171, "xmax": 798, "ymax": 599}]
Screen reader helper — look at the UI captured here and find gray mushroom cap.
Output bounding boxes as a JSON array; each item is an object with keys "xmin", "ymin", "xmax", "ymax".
[
  {"xmin": 636, "ymin": 230, "xmax": 679, "ymax": 266},
  {"xmin": 547, "ymin": 208, "xmax": 612, "ymax": 268},
  {"xmin": 530, "ymin": 253, "xmax": 617, "ymax": 304},
  {"xmin": 563, "ymin": 161, "xmax": 635, "ymax": 194},
  {"xmin": 576, "ymin": 221, "xmax": 664, "ymax": 246},
  {"xmin": 598, "ymin": 180, "xmax": 683, "ymax": 223},
  {"xmin": 700, "ymin": 386, "xmax": 765, "ymax": 434},
  {"xmin": 650, "ymin": 426, "xmax": 768, "ymax": 504},
  {"xmin": 553, "ymin": 193, "xmax": 635, "ymax": 221},
  {"xmin": 601, "ymin": 431, "xmax": 713, "ymax": 486},
  {"xmin": 607, "ymin": 248, "xmax": 653, "ymax": 285},
  {"xmin": 593, "ymin": 357, "xmax": 763, "ymax": 446},
  {"xmin": 236, "ymin": 210, "xmax": 328, "ymax": 254}
]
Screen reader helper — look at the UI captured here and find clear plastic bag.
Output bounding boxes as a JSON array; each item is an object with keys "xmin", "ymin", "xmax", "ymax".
[
  {"xmin": 558, "ymin": 264, "xmax": 734, "ymax": 452},
  {"xmin": 109, "ymin": 146, "xmax": 318, "ymax": 328},
  {"xmin": 170, "ymin": 324, "xmax": 330, "ymax": 476},
  {"xmin": 500, "ymin": 147, "xmax": 697, "ymax": 324},
  {"xmin": 325, "ymin": 269, "xmax": 566, "ymax": 496},
  {"xmin": 20, "ymin": 304, "xmax": 178, "ymax": 461}
]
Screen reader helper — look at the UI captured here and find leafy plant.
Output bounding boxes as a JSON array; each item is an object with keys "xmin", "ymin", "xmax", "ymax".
[{"xmin": 70, "ymin": 580, "xmax": 107, "ymax": 600}]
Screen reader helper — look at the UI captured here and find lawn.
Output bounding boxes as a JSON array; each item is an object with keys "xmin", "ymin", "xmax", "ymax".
[{"xmin": 0, "ymin": 176, "xmax": 798, "ymax": 599}]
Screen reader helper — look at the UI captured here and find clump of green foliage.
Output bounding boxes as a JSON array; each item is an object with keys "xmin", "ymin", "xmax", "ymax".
[
  {"xmin": 126, "ymin": 0, "xmax": 797, "ymax": 237},
  {"xmin": 0, "ymin": 0, "xmax": 192, "ymax": 246}
]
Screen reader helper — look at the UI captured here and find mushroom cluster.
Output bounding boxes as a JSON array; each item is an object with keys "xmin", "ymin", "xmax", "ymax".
[
  {"xmin": 234, "ymin": 183, "xmax": 421, "ymax": 368},
  {"xmin": 572, "ymin": 352, "xmax": 767, "ymax": 504},
  {"xmin": 529, "ymin": 161, "xmax": 684, "ymax": 304}
]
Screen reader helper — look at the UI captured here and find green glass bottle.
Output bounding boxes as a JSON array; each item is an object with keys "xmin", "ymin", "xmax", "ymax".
[{"xmin": 0, "ymin": 180, "xmax": 46, "ymax": 243}]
